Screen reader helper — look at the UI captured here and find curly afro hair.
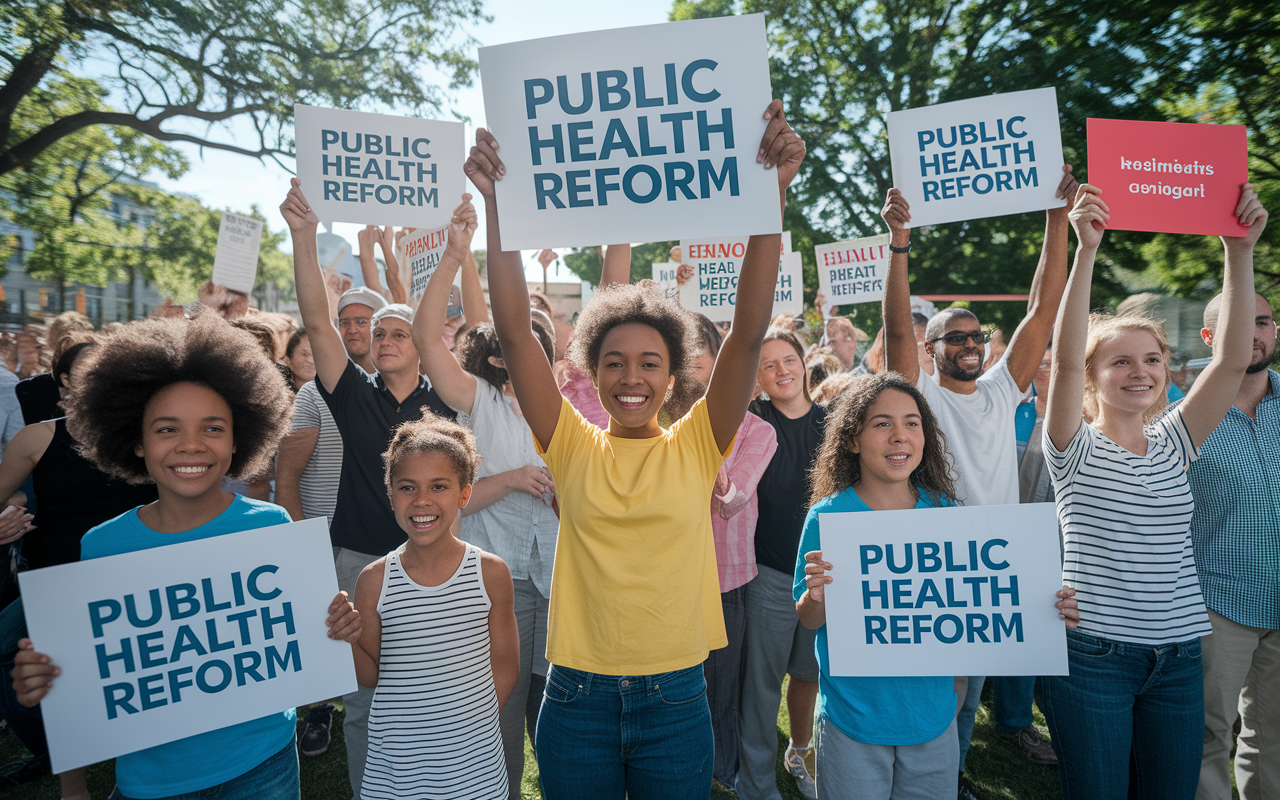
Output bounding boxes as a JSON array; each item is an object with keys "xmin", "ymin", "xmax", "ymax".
[
  {"xmin": 383, "ymin": 412, "xmax": 480, "ymax": 490},
  {"xmin": 65, "ymin": 313, "xmax": 294, "ymax": 485},
  {"xmin": 568, "ymin": 280, "xmax": 697, "ymax": 388}
]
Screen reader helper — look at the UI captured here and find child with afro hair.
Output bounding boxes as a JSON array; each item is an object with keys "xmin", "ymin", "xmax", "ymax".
[{"xmin": 12, "ymin": 313, "xmax": 363, "ymax": 800}]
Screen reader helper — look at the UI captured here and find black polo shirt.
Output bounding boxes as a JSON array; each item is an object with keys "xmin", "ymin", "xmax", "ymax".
[{"xmin": 318, "ymin": 360, "xmax": 455, "ymax": 555}]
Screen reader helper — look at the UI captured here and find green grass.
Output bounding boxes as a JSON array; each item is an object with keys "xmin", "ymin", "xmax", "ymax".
[{"xmin": 0, "ymin": 684, "xmax": 1241, "ymax": 799}]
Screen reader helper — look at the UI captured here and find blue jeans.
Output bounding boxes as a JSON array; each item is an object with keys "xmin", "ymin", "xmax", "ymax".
[
  {"xmin": 992, "ymin": 675, "xmax": 1036, "ymax": 735},
  {"xmin": 957, "ymin": 675, "xmax": 984, "ymax": 768},
  {"xmin": 1041, "ymin": 630, "xmax": 1203, "ymax": 800},
  {"xmin": 535, "ymin": 664, "xmax": 713, "ymax": 800},
  {"xmin": 0, "ymin": 597, "xmax": 49, "ymax": 760},
  {"xmin": 108, "ymin": 735, "xmax": 299, "ymax": 800}
]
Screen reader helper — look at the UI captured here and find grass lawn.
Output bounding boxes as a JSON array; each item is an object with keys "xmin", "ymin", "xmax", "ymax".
[{"xmin": 0, "ymin": 680, "xmax": 1241, "ymax": 799}]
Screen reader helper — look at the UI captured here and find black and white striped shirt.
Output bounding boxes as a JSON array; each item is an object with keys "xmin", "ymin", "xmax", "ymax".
[
  {"xmin": 1045, "ymin": 410, "xmax": 1211, "ymax": 645},
  {"xmin": 361, "ymin": 544, "xmax": 506, "ymax": 799}
]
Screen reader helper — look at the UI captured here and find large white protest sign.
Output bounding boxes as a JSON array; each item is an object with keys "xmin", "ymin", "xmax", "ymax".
[
  {"xmin": 887, "ymin": 88, "xmax": 1065, "ymax": 228},
  {"xmin": 20, "ymin": 518, "xmax": 357, "ymax": 773},
  {"xmin": 211, "ymin": 212, "xmax": 263, "ymax": 293},
  {"xmin": 819, "ymin": 503, "xmax": 1068, "ymax": 677},
  {"xmin": 678, "ymin": 235, "xmax": 798, "ymax": 323},
  {"xmin": 398, "ymin": 226, "xmax": 450, "ymax": 299},
  {"xmin": 479, "ymin": 14, "xmax": 781, "ymax": 250},
  {"xmin": 295, "ymin": 104, "xmax": 465, "ymax": 228},
  {"xmin": 815, "ymin": 234, "xmax": 889, "ymax": 306}
]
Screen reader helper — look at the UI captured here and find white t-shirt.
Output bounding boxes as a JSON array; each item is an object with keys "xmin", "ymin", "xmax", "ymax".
[{"xmin": 916, "ymin": 359, "xmax": 1028, "ymax": 506}]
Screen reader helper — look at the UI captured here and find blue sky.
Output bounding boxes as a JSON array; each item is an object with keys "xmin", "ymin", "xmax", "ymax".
[{"xmin": 150, "ymin": 0, "xmax": 676, "ymax": 283}]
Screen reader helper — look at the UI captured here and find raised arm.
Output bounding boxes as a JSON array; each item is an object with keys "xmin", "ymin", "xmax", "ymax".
[
  {"xmin": 377, "ymin": 227, "xmax": 409, "ymax": 306},
  {"xmin": 1002, "ymin": 166, "xmax": 1079, "ymax": 391},
  {"xmin": 460, "ymin": 249, "xmax": 490, "ymax": 326},
  {"xmin": 357, "ymin": 226, "xmax": 388, "ymax": 299},
  {"xmin": 411, "ymin": 196, "xmax": 481, "ymax": 415},
  {"xmin": 706, "ymin": 99, "xmax": 806, "ymax": 452},
  {"xmin": 880, "ymin": 189, "xmax": 918, "ymax": 382},
  {"xmin": 1181, "ymin": 185, "xmax": 1268, "ymax": 445},
  {"xmin": 600, "ymin": 243, "xmax": 632, "ymax": 290},
  {"xmin": 281, "ymin": 179, "xmax": 349, "ymax": 392},
  {"xmin": 1045, "ymin": 184, "xmax": 1109, "ymax": 451},
  {"xmin": 465, "ymin": 130, "xmax": 564, "ymax": 449}
]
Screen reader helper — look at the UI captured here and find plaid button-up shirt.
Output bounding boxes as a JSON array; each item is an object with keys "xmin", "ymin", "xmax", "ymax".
[{"xmin": 1184, "ymin": 369, "xmax": 1280, "ymax": 630}]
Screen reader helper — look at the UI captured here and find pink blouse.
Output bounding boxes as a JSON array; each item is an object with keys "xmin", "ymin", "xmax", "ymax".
[
  {"xmin": 712, "ymin": 411, "xmax": 778, "ymax": 592},
  {"xmin": 557, "ymin": 362, "xmax": 610, "ymax": 429}
]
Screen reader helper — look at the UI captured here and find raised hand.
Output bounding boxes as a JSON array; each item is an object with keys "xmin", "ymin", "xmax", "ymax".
[
  {"xmin": 465, "ymin": 129, "xmax": 505, "ymax": 199},
  {"xmin": 1049, "ymin": 165, "xmax": 1080, "ymax": 213},
  {"xmin": 802, "ymin": 550, "xmax": 833, "ymax": 603},
  {"xmin": 280, "ymin": 178, "xmax": 319, "ymax": 232},
  {"xmin": 357, "ymin": 225, "xmax": 378, "ymax": 256},
  {"xmin": 881, "ymin": 188, "xmax": 911, "ymax": 234},
  {"xmin": 757, "ymin": 99, "xmax": 806, "ymax": 194},
  {"xmin": 1224, "ymin": 183, "xmax": 1269, "ymax": 249},
  {"xmin": 1068, "ymin": 184, "xmax": 1110, "ymax": 251},
  {"xmin": 444, "ymin": 194, "xmax": 479, "ymax": 263}
]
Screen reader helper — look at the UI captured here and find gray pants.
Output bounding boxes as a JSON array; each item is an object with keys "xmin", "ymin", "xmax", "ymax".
[
  {"xmin": 815, "ymin": 714, "xmax": 958, "ymax": 800},
  {"xmin": 705, "ymin": 584, "xmax": 748, "ymax": 786},
  {"xmin": 1197, "ymin": 608, "xmax": 1280, "ymax": 800},
  {"xmin": 335, "ymin": 546, "xmax": 380, "ymax": 798},
  {"xmin": 737, "ymin": 566, "xmax": 820, "ymax": 800},
  {"xmin": 499, "ymin": 578, "xmax": 550, "ymax": 800}
]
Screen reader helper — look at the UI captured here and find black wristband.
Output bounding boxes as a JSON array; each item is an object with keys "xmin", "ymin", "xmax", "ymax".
[{"xmin": 889, "ymin": 241, "xmax": 911, "ymax": 253}]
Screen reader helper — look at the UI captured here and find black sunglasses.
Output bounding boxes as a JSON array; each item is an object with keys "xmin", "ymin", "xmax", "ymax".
[{"xmin": 930, "ymin": 331, "xmax": 991, "ymax": 347}]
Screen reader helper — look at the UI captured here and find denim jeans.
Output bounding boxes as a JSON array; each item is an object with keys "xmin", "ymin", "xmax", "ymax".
[
  {"xmin": 956, "ymin": 675, "xmax": 984, "ymax": 768},
  {"xmin": 0, "ymin": 597, "xmax": 49, "ymax": 759},
  {"xmin": 1041, "ymin": 630, "xmax": 1203, "ymax": 800},
  {"xmin": 107, "ymin": 735, "xmax": 299, "ymax": 800},
  {"xmin": 535, "ymin": 664, "xmax": 713, "ymax": 800},
  {"xmin": 992, "ymin": 675, "xmax": 1037, "ymax": 735}
]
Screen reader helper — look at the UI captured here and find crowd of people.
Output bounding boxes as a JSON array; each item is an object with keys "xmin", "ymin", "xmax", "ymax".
[{"xmin": 0, "ymin": 98, "xmax": 1271, "ymax": 800}]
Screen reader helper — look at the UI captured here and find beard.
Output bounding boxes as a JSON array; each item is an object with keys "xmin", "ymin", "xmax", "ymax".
[
  {"xmin": 1246, "ymin": 341, "xmax": 1278, "ymax": 374},
  {"xmin": 937, "ymin": 348, "xmax": 985, "ymax": 382}
]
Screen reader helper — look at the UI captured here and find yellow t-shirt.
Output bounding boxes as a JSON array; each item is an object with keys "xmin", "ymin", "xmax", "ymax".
[{"xmin": 537, "ymin": 395, "xmax": 732, "ymax": 675}]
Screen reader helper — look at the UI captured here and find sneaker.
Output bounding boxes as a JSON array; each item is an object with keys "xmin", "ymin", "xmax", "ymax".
[
  {"xmin": 299, "ymin": 703, "xmax": 335, "ymax": 757},
  {"xmin": 784, "ymin": 743, "xmax": 817, "ymax": 800},
  {"xmin": 1003, "ymin": 725, "xmax": 1058, "ymax": 765},
  {"xmin": 958, "ymin": 772, "xmax": 984, "ymax": 800}
]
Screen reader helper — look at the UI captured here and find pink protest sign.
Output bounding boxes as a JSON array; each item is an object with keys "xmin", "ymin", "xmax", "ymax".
[{"xmin": 1086, "ymin": 118, "xmax": 1248, "ymax": 237}]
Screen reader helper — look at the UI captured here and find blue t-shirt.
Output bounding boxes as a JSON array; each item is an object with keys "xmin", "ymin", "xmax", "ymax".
[
  {"xmin": 79, "ymin": 495, "xmax": 297, "ymax": 799},
  {"xmin": 792, "ymin": 486, "xmax": 957, "ymax": 746}
]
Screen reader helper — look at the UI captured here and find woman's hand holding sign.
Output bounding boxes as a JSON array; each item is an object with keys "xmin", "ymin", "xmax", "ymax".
[
  {"xmin": 327, "ymin": 590, "xmax": 362, "ymax": 643},
  {"xmin": 11, "ymin": 638, "xmax": 56, "ymax": 707},
  {"xmin": 464, "ymin": 129, "xmax": 504, "ymax": 201},
  {"xmin": 797, "ymin": 550, "xmax": 833, "ymax": 630},
  {"xmin": 758, "ymin": 99, "xmax": 806, "ymax": 209},
  {"xmin": 1056, "ymin": 585, "xmax": 1079, "ymax": 630}
]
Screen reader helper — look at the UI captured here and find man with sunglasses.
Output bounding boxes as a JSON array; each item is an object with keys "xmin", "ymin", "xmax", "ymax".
[{"xmin": 880, "ymin": 166, "xmax": 1080, "ymax": 800}]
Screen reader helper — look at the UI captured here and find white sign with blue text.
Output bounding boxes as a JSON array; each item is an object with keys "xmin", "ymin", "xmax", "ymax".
[
  {"xmin": 886, "ymin": 87, "xmax": 1065, "ymax": 228},
  {"xmin": 294, "ymin": 104, "xmax": 465, "ymax": 228},
  {"xmin": 478, "ymin": 14, "xmax": 781, "ymax": 250},
  {"xmin": 819, "ymin": 503, "xmax": 1068, "ymax": 677},
  {"xmin": 19, "ymin": 518, "xmax": 356, "ymax": 773}
]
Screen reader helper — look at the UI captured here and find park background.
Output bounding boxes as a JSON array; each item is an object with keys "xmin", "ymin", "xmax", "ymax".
[{"xmin": 0, "ymin": 0, "xmax": 1270, "ymax": 796}]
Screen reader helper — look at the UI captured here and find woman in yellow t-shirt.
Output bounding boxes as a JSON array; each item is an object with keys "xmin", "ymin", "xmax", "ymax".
[{"xmin": 463, "ymin": 100, "xmax": 806, "ymax": 800}]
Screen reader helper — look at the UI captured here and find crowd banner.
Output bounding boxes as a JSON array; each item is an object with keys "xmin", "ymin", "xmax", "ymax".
[
  {"xmin": 677, "ymin": 235, "xmax": 794, "ymax": 323},
  {"xmin": 815, "ymin": 234, "xmax": 889, "ymax": 306},
  {"xmin": 211, "ymin": 212, "xmax": 264, "ymax": 294},
  {"xmin": 478, "ymin": 14, "xmax": 782, "ymax": 250},
  {"xmin": 398, "ymin": 226, "xmax": 451, "ymax": 299},
  {"xmin": 652, "ymin": 262, "xmax": 680, "ymax": 299},
  {"xmin": 1086, "ymin": 118, "xmax": 1249, "ymax": 237},
  {"xmin": 819, "ymin": 503, "xmax": 1068, "ymax": 677},
  {"xmin": 20, "ymin": 518, "xmax": 358, "ymax": 773},
  {"xmin": 886, "ymin": 88, "xmax": 1066, "ymax": 228},
  {"xmin": 294, "ymin": 104, "xmax": 465, "ymax": 229}
]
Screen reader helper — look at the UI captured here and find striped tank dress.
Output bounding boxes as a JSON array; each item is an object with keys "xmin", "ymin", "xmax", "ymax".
[{"xmin": 360, "ymin": 544, "xmax": 507, "ymax": 799}]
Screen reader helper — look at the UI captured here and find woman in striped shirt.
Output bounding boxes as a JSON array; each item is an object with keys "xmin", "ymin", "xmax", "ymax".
[{"xmin": 1042, "ymin": 183, "xmax": 1267, "ymax": 799}]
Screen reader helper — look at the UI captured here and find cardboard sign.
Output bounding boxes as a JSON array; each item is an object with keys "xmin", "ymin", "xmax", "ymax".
[
  {"xmin": 399, "ymin": 226, "xmax": 451, "ymax": 299},
  {"xmin": 819, "ymin": 503, "xmax": 1068, "ymax": 677},
  {"xmin": 211, "ymin": 212, "xmax": 264, "ymax": 294},
  {"xmin": 677, "ymin": 235, "xmax": 797, "ymax": 323},
  {"xmin": 815, "ymin": 234, "xmax": 889, "ymax": 306},
  {"xmin": 653, "ymin": 262, "xmax": 681, "ymax": 299},
  {"xmin": 478, "ymin": 14, "xmax": 781, "ymax": 250},
  {"xmin": 1086, "ymin": 118, "xmax": 1249, "ymax": 237},
  {"xmin": 887, "ymin": 88, "xmax": 1066, "ymax": 228},
  {"xmin": 294, "ymin": 104, "xmax": 465, "ymax": 228},
  {"xmin": 20, "ymin": 518, "xmax": 357, "ymax": 773}
]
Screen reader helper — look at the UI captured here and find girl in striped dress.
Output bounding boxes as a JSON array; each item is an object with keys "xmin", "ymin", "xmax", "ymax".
[
  {"xmin": 1042, "ymin": 183, "xmax": 1267, "ymax": 799},
  {"xmin": 351, "ymin": 415, "xmax": 521, "ymax": 800}
]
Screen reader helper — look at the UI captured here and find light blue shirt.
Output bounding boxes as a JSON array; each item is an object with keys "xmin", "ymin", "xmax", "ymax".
[
  {"xmin": 80, "ymin": 495, "xmax": 297, "ymax": 798},
  {"xmin": 793, "ymin": 487, "xmax": 957, "ymax": 745}
]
